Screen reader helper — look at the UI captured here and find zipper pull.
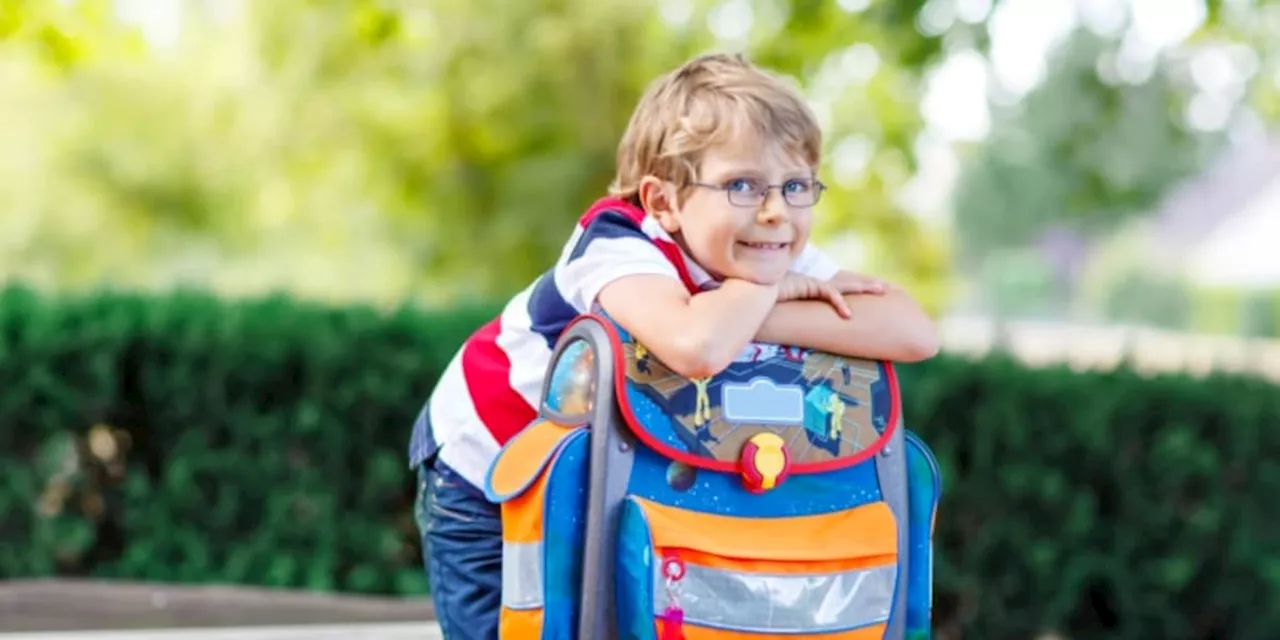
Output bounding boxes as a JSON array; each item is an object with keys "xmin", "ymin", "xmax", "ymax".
[
  {"xmin": 658, "ymin": 605, "xmax": 685, "ymax": 640},
  {"xmin": 658, "ymin": 554, "xmax": 686, "ymax": 640}
]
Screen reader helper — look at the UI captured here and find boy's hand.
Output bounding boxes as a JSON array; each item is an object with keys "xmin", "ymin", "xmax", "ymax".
[
  {"xmin": 828, "ymin": 271, "xmax": 889, "ymax": 295},
  {"xmin": 776, "ymin": 273, "xmax": 848, "ymax": 318},
  {"xmin": 775, "ymin": 271, "xmax": 889, "ymax": 319}
]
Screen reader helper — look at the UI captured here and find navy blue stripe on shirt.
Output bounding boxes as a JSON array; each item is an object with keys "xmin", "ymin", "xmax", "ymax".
[
  {"xmin": 525, "ymin": 270, "xmax": 579, "ymax": 350},
  {"xmin": 566, "ymin": 210, "xmax": 650, "ymax": 263}
]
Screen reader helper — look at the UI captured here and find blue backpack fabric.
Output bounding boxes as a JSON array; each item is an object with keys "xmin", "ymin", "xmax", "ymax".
[{"xmin": 484, "ymin": 312, "xmax": 942, "ymax": 639}]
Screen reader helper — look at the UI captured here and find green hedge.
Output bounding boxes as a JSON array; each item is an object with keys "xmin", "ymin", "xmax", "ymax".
[
  {"xmin": 0, "ymin": 286, "xmax": 499, "ymax": 596},
  {"xmin": 1, "ymin": 285, "xmax": 1278, "ymax": 639}
]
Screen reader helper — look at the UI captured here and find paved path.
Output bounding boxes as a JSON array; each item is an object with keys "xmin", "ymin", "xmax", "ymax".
[
  {"xmin": 0, "ymin": 580, "xmax": 438, "ymax": 638},
  {"xmin": 0, "ymin": 622, "xmax": 440, "ymax": 639}
]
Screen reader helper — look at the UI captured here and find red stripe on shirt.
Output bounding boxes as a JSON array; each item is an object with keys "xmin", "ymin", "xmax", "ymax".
[
  {"xmin": 580, "ymin": 196, "xmax": 645, "ymax": 227},
  {"xmin": 460, "ymin": 317, "xmax": 537, "ymax": 445},
  {"xmin": 461, "ymin": 197, "xmax": 700, "ymax": 446}
]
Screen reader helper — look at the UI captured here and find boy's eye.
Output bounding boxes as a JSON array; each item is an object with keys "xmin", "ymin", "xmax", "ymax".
[
  {"xmin": 725, "ymin": 178, "xmax": 760, "ymax": 193},
  {"xmin": 783, "ymin": 179, "xmax": 812, "ymax": 194}
]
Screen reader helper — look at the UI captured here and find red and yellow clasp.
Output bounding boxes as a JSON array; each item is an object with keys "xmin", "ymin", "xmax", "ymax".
[{"xmin": 739, "ymin": 432, "xmax": 791, "ymax": 493}]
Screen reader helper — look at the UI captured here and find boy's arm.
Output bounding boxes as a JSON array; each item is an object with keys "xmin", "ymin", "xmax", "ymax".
[
  {"xmin": 754, "ymin": 272, "xmax": 940, "ymax": 362},
  {"xmin": 561, "ymin": 210, "xmax": 781, "ymax": 379},
  {"xmin": 597, "ymin": 275, "xmax": 778, "ymax": 379}
]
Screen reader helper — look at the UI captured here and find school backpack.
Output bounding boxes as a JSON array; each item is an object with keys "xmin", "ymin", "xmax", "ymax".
[{"xmin": 484, "ymin": 310, "xmax": 943, "ymax": 639}]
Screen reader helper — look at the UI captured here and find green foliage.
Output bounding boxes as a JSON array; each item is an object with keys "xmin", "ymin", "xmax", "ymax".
[
  {"xmin": 976, "ymin": 249, "xmax": 1062, "ymax": 317},
  {"xmin": 1187, "ymin": 286, "xmax": 1280, "ymax": 337},
  {"xmin": 2, "ymin": 286, "xmax": 1278, "ymax": 639},
  {"xmin": 0, "ymin": 0, "xmax": 148, "ymax": 70},
  {"xmin": 1195, "ymin": 1, "xmax": 1280, "ymax": 123},
  {"xmin": 0, "ymin": 0, "xmax": 955, "ymax": 311},
  {"xmin": 897, "ymin": 354, "xmax": 1280, "ymax": 640},
  {"xmin": 1101, "ymin": 269, "xmax": 1193, "ymax": 330},
  {"xmin": 4, "ymin": 0, "xmax": 1279, "ymax": 320},
  {"xmin": 0, "ymin": 285, "xmax": 499, "ymax": 595},
  {"xmin": 1238, "ymin": 290, "xmax": 1280, "ymax": 338}
]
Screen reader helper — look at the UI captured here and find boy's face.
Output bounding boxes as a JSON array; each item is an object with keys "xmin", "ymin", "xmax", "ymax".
[{"xmin": 644, "ymin": 139, "xmax": 816, "ymax": 286}]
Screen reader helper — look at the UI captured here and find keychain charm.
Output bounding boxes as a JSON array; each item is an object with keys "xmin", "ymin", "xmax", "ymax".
[{"xmin": 658, "ymin": 554, "xmax": 686, "ymax": 640}]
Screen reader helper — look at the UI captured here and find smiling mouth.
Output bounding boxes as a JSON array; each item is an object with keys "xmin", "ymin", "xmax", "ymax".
[{"xmin": 737, "ymin": 241, "xmax": 789, "ymax": 250}]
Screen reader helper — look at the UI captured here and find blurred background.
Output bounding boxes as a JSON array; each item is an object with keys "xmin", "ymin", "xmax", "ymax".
[
  {"xmin": 3, "ymin": 0, "xmax": 1277, "ymax": 337},
  {"xmin": 2, "ymin": 0, "xmax": 1279, "ymax": 639}
]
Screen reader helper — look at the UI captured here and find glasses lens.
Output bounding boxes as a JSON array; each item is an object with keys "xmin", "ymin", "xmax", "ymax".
[
  {"xmin": 784, "ymin": 182, "xmax": 820, "ymax": 207},
  {"xmin": 724, "ymin": 182, "xmax": 824, "ymax": 207},
  {"xmin": 728, "ymin": 189, "xmax": 759, "ymax": 207}
]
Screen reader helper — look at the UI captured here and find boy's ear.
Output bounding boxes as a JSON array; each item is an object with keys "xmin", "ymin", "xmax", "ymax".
[{"xmin": 638, "ymin": 176, "xmax": 681, "ymax": 233}]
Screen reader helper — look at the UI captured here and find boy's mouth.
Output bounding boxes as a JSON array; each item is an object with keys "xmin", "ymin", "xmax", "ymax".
[{"xmin": 737, "ymin": 241, "xmax": 789, "ymax": 250}]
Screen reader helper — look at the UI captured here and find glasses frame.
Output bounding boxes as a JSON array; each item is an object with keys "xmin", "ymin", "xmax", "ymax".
[{"xmin": 688, "ymin": 178, "xmax": 828, "ymax": 208}]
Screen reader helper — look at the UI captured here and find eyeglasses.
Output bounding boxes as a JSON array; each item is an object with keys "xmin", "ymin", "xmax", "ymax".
[{"xmin": 689, "ymin": 177, "xmax": 827, "ymax": 208}]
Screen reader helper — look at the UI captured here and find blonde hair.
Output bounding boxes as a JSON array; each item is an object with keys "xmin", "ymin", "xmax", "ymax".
[{"xmin": 608, "ymin": 52, "xmax": 823, "ymax": 205}]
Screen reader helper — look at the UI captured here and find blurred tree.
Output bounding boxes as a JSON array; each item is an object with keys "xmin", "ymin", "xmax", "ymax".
[
  {"xmin": 946, "ymin": 0, "xmax": 1280, "ymax": 322},
  {"xmin": 0, "ymin": 0, "xmax": 961, "ymax": 311},
  {"xmin": 1, "ymin": 0, "xmax": 1272, "ymax": 314},
  {"xmin": 0, "ymin": 0, "xmax": 149, "ymax": 68},
  {"xmin": 1194, "ymin": 0, "xmax": 1280, "ymax": 122},
  {"xmin": 952, "ymin": 29, "xmax": 1222, "ymax": 270},
  {"xmin": 1077, "ymin": 225, "xmax": 1194, "ymax": 329}
]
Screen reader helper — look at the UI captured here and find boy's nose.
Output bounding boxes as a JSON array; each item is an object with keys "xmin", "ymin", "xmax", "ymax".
[{"xmin": 756, "ymin": 191, "xmax": 787, "ymax": 225}]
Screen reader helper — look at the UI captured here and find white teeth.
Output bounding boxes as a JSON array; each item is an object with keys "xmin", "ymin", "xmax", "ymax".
[{"xmin": 741, "ymin": 241, "xmax": 787, "ymax": 249}]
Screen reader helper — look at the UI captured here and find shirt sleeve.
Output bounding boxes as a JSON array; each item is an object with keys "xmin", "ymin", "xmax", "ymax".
[
  {"xmin": 554, "ymin": 210, "xmax": 682, "ymax": 312},
  {"xmin": 790, "ymin": 242, "xmax": 842, "ymax": 280}
]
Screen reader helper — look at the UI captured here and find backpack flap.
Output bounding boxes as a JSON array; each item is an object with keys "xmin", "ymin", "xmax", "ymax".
[
  {"xmin": 590, "ymin": 310, "xmax": 902, "ymax": 491},
  {"xmin": 483, "ymin": 418, "xmax": 588, "ymax": 640},
  {"xmin": 484, "ymin": 418, "xmax": 582, "ymax": 504}
]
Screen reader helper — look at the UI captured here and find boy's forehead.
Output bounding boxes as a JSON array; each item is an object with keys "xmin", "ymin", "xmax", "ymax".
[{"xmin": 697, "ymin": 138, "xmax": 813, "ymax": 177}]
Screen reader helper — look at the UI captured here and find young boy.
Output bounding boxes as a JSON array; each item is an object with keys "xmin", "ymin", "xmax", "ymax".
[{"xmin": 408, "ymin": 52, "xmax": 939, "ymax": 639}]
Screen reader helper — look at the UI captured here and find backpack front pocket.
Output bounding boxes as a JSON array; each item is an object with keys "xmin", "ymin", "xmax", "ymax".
[{"xmin": 616, "ymin": 497, "xmax": 900, "ymax": 639}]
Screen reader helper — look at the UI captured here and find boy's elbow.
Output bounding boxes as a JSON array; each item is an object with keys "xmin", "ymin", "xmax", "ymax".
[
  {"xmin": 662, "ymin": 333, "xmax": 731, "ymax": 379},
  {"xmin": 668, "ymin": 358, "xmax": 722, "ymax": 380},
  {"xmin": 893, "ymin": 319, "xmax": 941, "ymax": 362},
  {"xmin": 897, "ymin": 333, "xmax": 940, "ymax": 362}
]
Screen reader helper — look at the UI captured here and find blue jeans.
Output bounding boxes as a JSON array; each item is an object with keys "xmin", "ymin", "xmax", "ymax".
[{"xmin": 415, "ymin": 453, "xmax": 503, "ymax": 640}]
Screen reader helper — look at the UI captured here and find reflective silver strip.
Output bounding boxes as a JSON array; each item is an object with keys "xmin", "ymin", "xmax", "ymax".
[
  {"xmin": 501, "ymin": 541, "xmax": 543, "ymax": 610},
  {"xmin": 655, "ymin": 561, "xmax": 896, "ymax": 633}
]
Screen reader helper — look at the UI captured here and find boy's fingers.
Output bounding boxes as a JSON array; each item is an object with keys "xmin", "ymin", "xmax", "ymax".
[
  {"xmin": 840, "ymin": 278, "xmax": 885, "ymax": 295},
  {"xmin": 825, "ymin": 283, "xmax": 852, "ymax": 318},
  {"xmin": 832, "ymin": 274, "xmax": 888, "ymax": 295}
]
